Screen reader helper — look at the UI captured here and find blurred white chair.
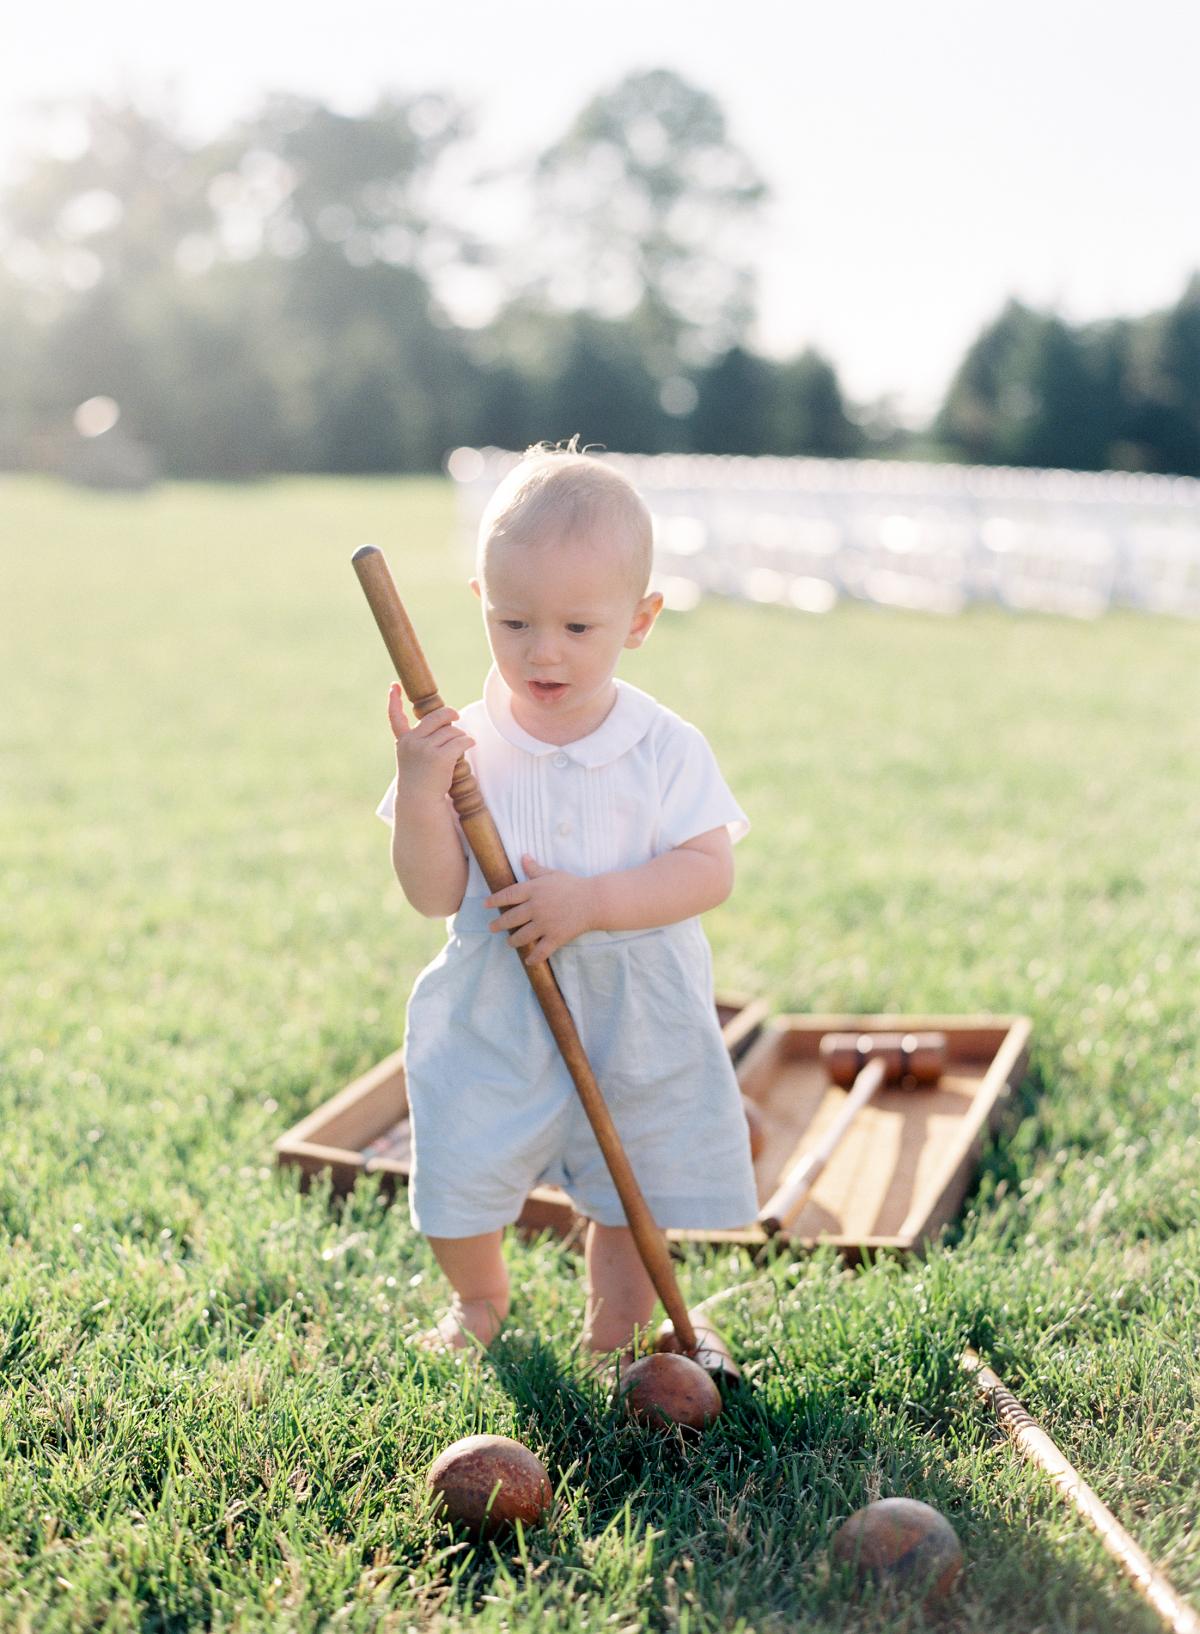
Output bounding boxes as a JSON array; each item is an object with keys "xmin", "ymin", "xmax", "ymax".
[
  {"xmin": 449, "ymin": 447, "xmax": 1200, "ymax": 622},
  {"xmin": 837, "ymin": 508, "xmax": 974, "ymax": 616},
  {"xmin": 978, "ymin": 516, "xmax": 1116, "ymax": 618},
  {"xmin": 1117, "ymin": 520, "xmax": 1200, "ymax": 617}
]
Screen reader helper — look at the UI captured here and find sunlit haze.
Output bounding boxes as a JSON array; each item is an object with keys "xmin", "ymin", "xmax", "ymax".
[{"xmin": 3, "ymin": 0, "xmax": 1198, "ymax": 420}]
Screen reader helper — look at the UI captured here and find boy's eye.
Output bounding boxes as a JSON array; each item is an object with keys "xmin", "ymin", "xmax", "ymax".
[
  {"xmin": 566, "ymin": 623, "xmax": 589, "ymax": 635},
  {"xmin": 500, "ymin": 620, "xmax": 526, "ymax": 631}
]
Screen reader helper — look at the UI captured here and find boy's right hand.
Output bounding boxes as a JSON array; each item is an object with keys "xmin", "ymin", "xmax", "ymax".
[{"xmin": 388, "ymin": 684, "xmax": 475, "ymax": 801}]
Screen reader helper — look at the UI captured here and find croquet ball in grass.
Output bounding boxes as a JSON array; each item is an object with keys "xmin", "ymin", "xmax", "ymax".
[
  {"xmin": 426, "ymin": 1434, "xmax": 552, "ymax": 1536},
  {"xmin": 831, "ymin": 1498, "xmax": 963, "ymax": 1600},
  {"xmin": 620, "ymin": 1352, "xmax": 722, "ymax": 1431},
  {"xmin": 741, "ymin": 1094, "xmax": 766, "ymax": 1159}
]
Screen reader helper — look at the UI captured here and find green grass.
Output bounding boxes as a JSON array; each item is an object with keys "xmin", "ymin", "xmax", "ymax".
[{"xmin": 1, "ymin": 472, "xmax": 1198, "ymax": 1633}]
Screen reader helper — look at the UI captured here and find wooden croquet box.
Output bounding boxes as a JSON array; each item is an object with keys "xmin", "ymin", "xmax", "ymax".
[
  {"xmin": 274, "ymin": 994, "xmax": 769, "ymax": 1216},
  {"xmin": 696, "ymin": 1012, "xmax": 1033, "ymax": 1256},
  {"xmin": 492, "ymin": 1012, "xmax": 1031, "ymax": 1256}
]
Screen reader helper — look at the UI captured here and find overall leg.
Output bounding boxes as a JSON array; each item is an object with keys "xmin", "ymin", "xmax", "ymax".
[
  {"xmin": 422, "ymin": 1230, "xmax": 510, "ymax": 1349},
  {"xmin": 583, "ymin": 1221, "xmax": 657, "ymax": 1355}
]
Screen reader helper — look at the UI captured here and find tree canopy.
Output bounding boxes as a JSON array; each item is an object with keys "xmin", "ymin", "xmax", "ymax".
[{"xmin": 1, "ymin": 78, "xmax": 1197, "ymax": 479}]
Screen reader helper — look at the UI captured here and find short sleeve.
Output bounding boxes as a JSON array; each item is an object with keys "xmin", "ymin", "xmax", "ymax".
[
  {"xmin": 659, "ymin": 722, "xmax": 749, "ymax": 849},
  {"xmin": 375, "ymin": 775, "xmax": 397, "ymax": 824}
]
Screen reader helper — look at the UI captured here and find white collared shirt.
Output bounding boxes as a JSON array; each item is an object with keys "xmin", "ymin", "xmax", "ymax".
[{"xmin": 377, "ymin": 667, "xmax": 748, "ymax": 901}]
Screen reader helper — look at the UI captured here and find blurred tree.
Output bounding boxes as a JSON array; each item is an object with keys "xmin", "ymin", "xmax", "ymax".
[
  {"xmin": 544, "ymin": 312, "xmax": 670, "ymax": 454},
  {"xmin": 935, "ymin": 301, "xmax": 1109, "ymax": 468},
  {"xmin": 272, "ymin": 249, "xmax": 481, "ymax": 472},
  {"xmin": 209, "ymin": 90, "xmax": 476, "ymax": 280},
  {"xmin": 690, "ymin": 345, "xmax": 863, "ymax": 457},
  {"xmin": 0, "ymin": 90, "xmax": 483, "ymax": 473},
  {"xmin": 770, "ymin": 349, "xmax": 864, "ymax": 457},
  {"xmin": 936, "ymin": 292, "xmax": 1200, "ymax": 475},
  {"xmin": 1016, "ymin": 314, "xmax": 1102, "ymax": 469},
  {"xmin": 1122, "ymin": 276, "xmax": 1200, "ymax": 476},
  {"xmin": 8, "ymin": 87, "xmax": 1195, "ymax": 476},
  {"xmin": 690, "ymin": 346, "xmax": 775, "ymax": 453},
  {"xmin": 0, "ymin": 267, "xmax": 43, "ymax": 461},
  {"xmin": 934, "ymin": 299, "xmax": 1040, "ymax": 463},
  {"xmin": 525, "ymin": 69, "xmax": 767, "ymax": 378},
  {"xmin": 0, "ymin": 97, "xmax": 213, "ymax": 295},
  {"xmin": 467, "ymin": 302, "xmax": 670, "ymax": 454}
]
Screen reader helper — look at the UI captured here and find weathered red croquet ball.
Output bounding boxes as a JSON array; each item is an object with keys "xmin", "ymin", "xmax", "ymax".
[
  {"xmin": 741, "ymin": 1094, "xmax": 766, "ymax": 1160},
  {"xmin": 426, "ymin": 1434, "xmax": 552, "ymax": 1535},
  {"xmin": 620, "ymin": 1352, "xmax": 722, "ymax": 1431},
  {"xmin": 831, "ymin": 1497, "xmax": 963, "ymax": 1600}
]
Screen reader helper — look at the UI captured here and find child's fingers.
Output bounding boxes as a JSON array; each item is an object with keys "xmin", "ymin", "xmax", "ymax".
[
  {"xmin": 524, "ymin": 937, "xmax": 555, "ymax": 965},
  {"xmin": 504, "ymin": 920, "xmax": 538, "ymax": 948},
  {"xmin": 490, "ymin": 905, "xmax": 534, "ymax": 935},
  {"xmin": 387, "ymin": 684, "xmax": 409, "ymax": 738},
  {"xmin": 406, "ymin": 725, "xmax": 473, "ymax": 756},
  {"xmin": 484, "ymin": 882, "xmax": 528, "ymax": 910},
  {"xmin": 409, "ymin": 705, "xmax": 460, "ymax": 737},
  {"xmin": 423, "ymin": 725, "xmax": 472, "ymax": 751},
  {"xmin": 397, "ymin": 726, "xmax": 473, "ymax": 759}
]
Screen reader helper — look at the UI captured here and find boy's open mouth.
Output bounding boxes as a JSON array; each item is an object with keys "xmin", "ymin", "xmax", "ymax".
[{"xmin": 528, "ymin": 680, "xmax": 567, "ymax": 700}]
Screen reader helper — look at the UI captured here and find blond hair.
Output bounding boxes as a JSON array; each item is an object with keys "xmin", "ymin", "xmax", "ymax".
[{"xmin": 477, "ymin": 440, "xmax": 653, "ymax": 597}]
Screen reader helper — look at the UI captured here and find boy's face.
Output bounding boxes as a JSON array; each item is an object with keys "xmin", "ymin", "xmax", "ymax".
[{"xmin": 472, "ymin": 528, "xmax": 662, "ymax": 743}]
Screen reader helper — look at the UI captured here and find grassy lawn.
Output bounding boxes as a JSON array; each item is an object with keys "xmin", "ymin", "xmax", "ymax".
[{"xmin": 1, "ymin": 472, "xmax": 1197, "ymax": 1633}]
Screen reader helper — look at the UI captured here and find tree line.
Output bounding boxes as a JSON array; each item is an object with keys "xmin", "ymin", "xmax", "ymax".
[{"xmin": 1, "ymin": 71, "xmax": 1198, "ymax": 480}]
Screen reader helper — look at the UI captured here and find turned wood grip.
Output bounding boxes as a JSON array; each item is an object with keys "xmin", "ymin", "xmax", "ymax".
[
  {"xmin": 352, "ymin": 544, "xmax": 697, "ymax": 1355},
  {"xmin": 758, "ymin": 1056, "xmax": 886, "ymax": 1235},
  {"xmin": 353, "ymin": 545, "xmax": 491, "ymax": 830}
]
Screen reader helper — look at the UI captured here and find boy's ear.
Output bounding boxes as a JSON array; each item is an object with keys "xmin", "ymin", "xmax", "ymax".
[
  {"xmin": 469, "ymin": 576, "xmax": 481, "ymax": 599},
  {"xmin": 624, "ymin": 589, "xmax": 664, "ymax": 649}
]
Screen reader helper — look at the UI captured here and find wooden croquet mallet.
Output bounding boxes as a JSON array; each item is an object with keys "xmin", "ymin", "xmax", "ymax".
[
  {"xmin": 962, "ymin": 1349, "xmax": 1200, "ymax": 1634},
  {"xmin": 351, "ymin": 545, "xmax": 738, "ymax": 1380},
  {"xmin": 758, "ymin": 1031, "xmax": 948, "ymax": 1236}
]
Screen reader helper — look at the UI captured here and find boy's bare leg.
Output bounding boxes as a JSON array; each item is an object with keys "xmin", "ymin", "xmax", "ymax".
[
  {"xmin": 420, "ymin": 1230, "xmax": 510, "ymax": 1350},
  {"xmin": 583, "ymin": 1221, "xmax": 658, "ymax": 1357}
]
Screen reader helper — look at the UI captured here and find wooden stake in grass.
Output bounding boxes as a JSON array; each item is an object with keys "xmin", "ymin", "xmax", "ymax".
[
  {"xmin": 961, "ymin": 1349, "xmax": 1200, "ymax": 1634},
  {"xmin": 352, "ymin": 544, "xmax": 739, "ymax": 1381}
]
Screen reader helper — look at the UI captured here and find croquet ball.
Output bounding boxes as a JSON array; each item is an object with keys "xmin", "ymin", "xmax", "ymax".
[
  {"xmin": 426, "ymin": 1434, "xmax": 552, "ymax": 1535},
  {"xmin": 831, "ymin": 1498, "xmax": 962, "ymax": 1600},
  {"xmin": 741, "ymin": 1094, "xmax": 766, "ymax": 1159},
  {"xmin": 620, "ymin": 1352, "xmax": 722, "ymax": 1431}
]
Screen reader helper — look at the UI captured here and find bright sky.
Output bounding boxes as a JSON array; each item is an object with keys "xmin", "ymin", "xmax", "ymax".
[{"xmin": 3, "ymin": 0, "xmax": 1198, "ymax": 421}]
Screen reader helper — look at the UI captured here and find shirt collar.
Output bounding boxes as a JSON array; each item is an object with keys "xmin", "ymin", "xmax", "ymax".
[{"xmin": 482, "ymin": 666, "xmax": 657, "ymax": 768}]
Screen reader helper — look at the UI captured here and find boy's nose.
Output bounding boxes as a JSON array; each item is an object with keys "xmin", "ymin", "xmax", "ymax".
[{"xmin": 529, "ymin": 630, "xmax": 562, "ymax": 664}]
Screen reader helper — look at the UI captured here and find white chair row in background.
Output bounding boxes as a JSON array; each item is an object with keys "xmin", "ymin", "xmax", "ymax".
[{"xmin": 447, "ymin": 447, "xmax": 1200, "ymax": 620}]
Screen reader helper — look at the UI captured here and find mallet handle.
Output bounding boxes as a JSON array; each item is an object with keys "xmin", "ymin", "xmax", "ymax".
[
  {"xmin": 757, "ymin": 1057, "xmax": 886, "ymax": 1235},
  {"xmin": 961, "ymin": 1350, "xmax": 1200, "ymax": 1634},
  {"xmin": 351, "ymin": 545, "xmax": 698, "ymax": 1356}
]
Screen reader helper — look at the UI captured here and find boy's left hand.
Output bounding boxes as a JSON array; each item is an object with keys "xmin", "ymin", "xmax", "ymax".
[{"xmin": 484, "ymin": 855, "xmax": 597, "ymax": 964}]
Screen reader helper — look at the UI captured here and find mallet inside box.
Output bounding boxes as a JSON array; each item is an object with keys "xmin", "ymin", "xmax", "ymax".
[
  {"xmin": 699, "ymin": 1012, "xmax": 1031, "ymax": 1256},
  {"xmin": 276, "ymin": 1004, "xmax": 1030, "ymax": 1257}
]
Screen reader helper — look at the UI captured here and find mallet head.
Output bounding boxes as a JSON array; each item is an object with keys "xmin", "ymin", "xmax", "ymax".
[
  {"xmin": 654, "ymin": 1312, "xmax": 742, "ymax": 1384},
  {"xmin": 819, "ymin": 1031, "xmax": 948, "ymax": 1089}
]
